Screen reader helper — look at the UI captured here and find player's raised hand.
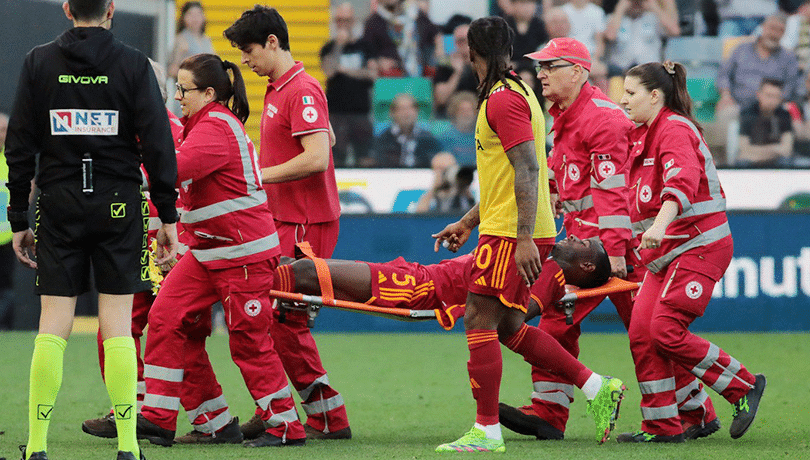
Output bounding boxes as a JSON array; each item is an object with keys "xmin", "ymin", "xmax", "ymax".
[{"xmin": 433, "ymin": 220, "xmax": 472, "ymax": 253}]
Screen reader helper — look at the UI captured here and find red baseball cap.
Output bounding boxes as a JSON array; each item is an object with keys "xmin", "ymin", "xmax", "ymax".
[{"xmin": 524, "ymin": 37, "xmax": 591, "ymax": 71}]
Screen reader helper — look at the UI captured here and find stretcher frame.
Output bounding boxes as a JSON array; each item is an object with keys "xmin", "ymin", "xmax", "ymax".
[{"xmin": 268, "ymin": 276, "xmax": 642, "ymax": 328}]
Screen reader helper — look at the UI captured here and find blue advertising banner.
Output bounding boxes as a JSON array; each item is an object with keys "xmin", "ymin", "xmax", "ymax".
[{"xmin": 314, "ymin": 212, "xmax": 810, "ymax": 333}]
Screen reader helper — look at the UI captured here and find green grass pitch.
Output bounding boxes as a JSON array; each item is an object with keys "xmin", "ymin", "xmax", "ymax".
[{"xmin": 1, "ymin": 331, "xmax": 809, "ymax": 459}]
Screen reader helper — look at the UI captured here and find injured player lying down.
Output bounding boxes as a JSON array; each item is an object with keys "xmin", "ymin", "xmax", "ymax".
[{"xmin": 264, "ymin": 235, "xmax": 629, "ymax": 444}]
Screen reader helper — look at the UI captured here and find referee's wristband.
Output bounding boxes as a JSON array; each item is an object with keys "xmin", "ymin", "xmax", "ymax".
[{"xmin": 7, "ymin": 208, "xmax": 30, "ymax": 233}]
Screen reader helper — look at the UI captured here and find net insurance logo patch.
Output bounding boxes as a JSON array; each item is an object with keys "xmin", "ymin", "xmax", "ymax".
[{"xmin": 50, "ymin": 109, "xmax": 119, "ymax": 135}]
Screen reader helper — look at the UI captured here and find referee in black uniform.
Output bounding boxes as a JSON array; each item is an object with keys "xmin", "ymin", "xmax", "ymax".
[{"xmin": 5, "ymin": 1, "xmax": 178, "ymax": 459}]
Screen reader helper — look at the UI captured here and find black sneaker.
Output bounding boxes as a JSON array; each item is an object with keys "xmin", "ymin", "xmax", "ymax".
[
  {"xmin": 136, "ymin": 414, "xmax": 175, "ymax": 447},
  {"xmin": 19, "ymin": 446, "xmax": 48, "ymax": 460},
  {"xmin": 243, "ymin": 432, "xmax": 306, "ymax": 447},
  {"xmin": 498, "ymin": 403, "xmax": 565, "ymax": 440},
  {"xmin": 82, "ymin": 412, "xmax": 117, "ymax": 438},
  {"xmin": 239, "ymin": 412, "xmax": 265, "ymax": 440},
  {"xmin": 683, "ymin": 418, "xmax": 721, "ymax": 440},
  {"xmin": 175, "ymin": 417, "xmax": 244, "ymax": 444},
  {"xmin": 616, "ymin": 431, "xmax": 685, "ymax": 443},
  {"xmin": 730, "ymin": 374, "xmax": 767, "ymax": 439},
  {"xmin": 115, "ymin": 450, "xmax": 146, "ymax": 460}
]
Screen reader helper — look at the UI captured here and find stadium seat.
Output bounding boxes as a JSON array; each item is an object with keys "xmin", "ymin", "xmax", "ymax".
[
  {"xmin": 723, "ymin": 36, "xmax": 754, "ymax": 60},
  {"xmin": 687, "ymin": 77, "xmax": 720, "ymax": 124},
  {"xmin": 372, "ymin": 77, "xmax": 433, "ymax": 122},
  {"xmin": 664, "ymin": 36, "xmax": 724, "ymax": 67},
  {"xmin": 608, "ymin": 76, "xmax": 625, "ymax": 104}
]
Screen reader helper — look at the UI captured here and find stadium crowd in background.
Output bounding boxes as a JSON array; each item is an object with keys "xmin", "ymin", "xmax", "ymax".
[{"xmin": 309, "ymin": 0, "xmax": 810, "ymax": 172}]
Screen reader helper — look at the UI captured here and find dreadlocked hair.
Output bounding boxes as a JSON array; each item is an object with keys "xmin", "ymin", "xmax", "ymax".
[{"xmin": 467, "ymin": 16, "xmax": 528, "ymax": 107}]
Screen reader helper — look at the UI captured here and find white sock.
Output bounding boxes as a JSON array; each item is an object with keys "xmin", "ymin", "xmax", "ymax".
[
  {"xmin": 474, "ymin": 422, "xmax": 502, "ymax": 440},
  {"xmin": 582, "ymin": 373, "xmax": 603, "ymax": 400}
]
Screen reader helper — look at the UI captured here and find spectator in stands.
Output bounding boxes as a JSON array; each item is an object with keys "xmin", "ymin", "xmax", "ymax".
[
  {"xmin": 716, "ymin": 13, "xmax": 800, "ymax": 154},
  {"xmin": 737, "ymin": 78, "xmax": 795, "ymax": 166},
  {"xmin": 603, "ymin": 0, "xmax": 681, "ymax": 76},
  {"xmin": 561, "ymin": 0, "xmax": 605, "ymax": 56},
  {"xmin": 168, "ymin": 1, "xmax": 213, "ymax": 79},
  {"xmin": 561, "ymin": 0, "xmax": 609, "ymax": 90},
  {"xmin": 545, "ymin": 6, "xmax": 572, "ymax": 40},
  {"xmin": 506, "ymin": 0, "xmax": 550, "ymax": 65},
  {"xmin": 433, "ymin": 22, "xmax": 478, "ymax": 117},
  {"xmin": 363, "ymin": 0, "xmax": 440, "ymax": 77},
  {"xmin": 321, "ymin": 2, "xmax": 377, "ymax": 167},
  {"xmin": 781, "ymin": 0, "xmax": 810, "ymax": 70},
  {"xmin": 167, "ymin": 2, "xmax": 213, "ymax": 116},
  {"xmin": 440, "ymin": 91, "xmax": 478, "ymax": 167},
  {"xmin": 372, "ymin": 93, "xmax": 443, "ymax": 167},
  {"xmin": 415, "ymin": 152, "xmax": 476, "ymax": 213},
  {"xmin": 496, "ymin": 0, "xmax": 553, "ymax": 18},
  {"xmin": 716, "ymin": 0, "xmax": 778, "ymax": 37}
]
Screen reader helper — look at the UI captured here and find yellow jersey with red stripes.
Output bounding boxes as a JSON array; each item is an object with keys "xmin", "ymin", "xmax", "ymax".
[{"xmin": 475, "ymin": 78, "xmax": 556, "ymax": 239}]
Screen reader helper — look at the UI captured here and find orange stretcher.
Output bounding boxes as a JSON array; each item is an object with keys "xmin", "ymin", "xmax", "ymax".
[{"xmin": 272, "ymin": 242, "xmax": 642, "ymax": 328}]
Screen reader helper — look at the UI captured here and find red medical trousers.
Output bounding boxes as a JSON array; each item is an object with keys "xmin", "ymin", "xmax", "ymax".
[
  {"xmin": 530, "ymin": 266, "xmax": 717, "ymax": 432},
  {"xmin": 629, "ymin": 238, "xmax": 755, "ymax": 435},
  {"xmin": 141, "ymin": 253, "xmax": 305, "ymax": 440},
  {"xmin": 270, "ymin": 219, "xmax": 349, "ymax": 435}
]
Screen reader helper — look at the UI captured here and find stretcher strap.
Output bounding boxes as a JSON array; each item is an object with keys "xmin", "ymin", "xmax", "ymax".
[
  {"xmin": 559, "ymin": 277, "xmax": 641, "ymax": 303},
  {"xmin": 294, "ymin": 241, "xmax": 334, "ymax": 302}
]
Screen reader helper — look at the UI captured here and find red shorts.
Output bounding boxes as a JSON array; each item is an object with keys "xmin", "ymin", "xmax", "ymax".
[
  {"xmin": 367, "ymin": 257, "xmax": 439, "ymax": 311},
  {"xmin": 467, "ymin": 235, "xmax": 554, "ymax": 312},
  {"xmin": 275, "ymin": 220, "xmax": 339, "ymax": 258}
]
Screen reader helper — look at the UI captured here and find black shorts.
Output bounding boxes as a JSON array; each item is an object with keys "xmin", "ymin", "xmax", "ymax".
[{"xmin": 34, "ymin": 179, "xmax": 150, "ymax": 296}]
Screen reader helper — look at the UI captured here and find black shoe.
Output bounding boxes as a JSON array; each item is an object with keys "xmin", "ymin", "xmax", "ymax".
[
  {"xmin": 616, "ymin": 431, "xmax": 685, "ymax": 443},
  {"xmin": 19, "ymin": 446, "xmax": 48, "ymax": 460},
  {"xmin": 136, "ymin": 414, "xmax": 175, "ymax": 447},
  {"xmin": 730, "ymin": 373, "xmax": 767, "ymax": 439},
  {"xmin": 498, "ymin": 403, "xmax": 564, "ymax": 440},
  {"xmin": 683, "ymin": 418, "xmax": 721, "ymax": 440},
  {"xmin": 243, "ymin": 432, "xmax": 306, "ymax": 447},
  {"xmin": 82, "ymin": 412, "xmax": 118, "ymax": 438},
  {"xmin": 175, "ymin": 417, "xmax": 244, "ymax": 444},
  {"xmin": 304, "ymin": 424, "xmax": 352, "ymax": 440},
  {"xmin": 116, "ymin": 450, "xmax": 146, "ymax": 460},
  {"xmin": 239, "ymin": 413, "xmax": 265, "ymax": 440}
]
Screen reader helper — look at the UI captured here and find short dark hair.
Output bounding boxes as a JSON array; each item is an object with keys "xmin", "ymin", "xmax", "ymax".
[
  {"xmin": 760, "ymin": 78, "xmax": 784, "ymax": 90},
  {"xmin": 68, "ymin": 0, "xmax": 109, "ymax": 21},
  {"xmin": 224, "ymin": 5, "xmax": 290, "ymax": 51},
  {"xmin": 586, "ymin": 240, "xmax": 612, "ymax": 289}
]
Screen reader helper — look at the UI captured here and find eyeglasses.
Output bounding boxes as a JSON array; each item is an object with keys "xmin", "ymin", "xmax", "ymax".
[
  {"xmin": 175, "ymin": 83, "xmax": 202, "ymax": 98},
  {"xmin": 535, "ymin": 62, "xmax": 575, "ymax": 73}
]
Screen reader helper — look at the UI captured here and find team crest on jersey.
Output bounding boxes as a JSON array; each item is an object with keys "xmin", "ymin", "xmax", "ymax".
[
  {"xmin": 568, "ymin": 164, "xmax": 580, "ymax": 181},
  {"xmin": 266, "ymin": 103, "xmax": 278, "ymax": 118},
  {"xmin": 643, "ymin": 158, "xmax": 655, "ymax": 166},
  {"xmin": 50, "ymin": 109, "xmax": 118, "ymax": 135},
  {"xmin": 244, "ymin": 299, "xmax": 262, "ymax": 317},
  {"xmin": 598, "ymin": 161, "xmax": 616, "ymax": 177},
  {"xmin": 686, "ymin": 281, "xmax": 703, "ymax": 299},
  {"xmin": 302, "ymin": 95, "xmax": 314, "ymax": 105},
  {"xmin": 639, "ymin": 185, "xmax": 653, "ymax": 203},
  {"xmin": 302, "ymin": 106, "xmax": 319, "ymax": 123}
]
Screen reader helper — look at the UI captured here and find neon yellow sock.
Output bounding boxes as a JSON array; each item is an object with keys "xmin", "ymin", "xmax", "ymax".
[
  {"xmin": 103, "ymin": 336, "xmax": 140, "ymax": 457},
  {"xmin": 27, "ymin": 334, "xmax": 67, "ymax": 458}
]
